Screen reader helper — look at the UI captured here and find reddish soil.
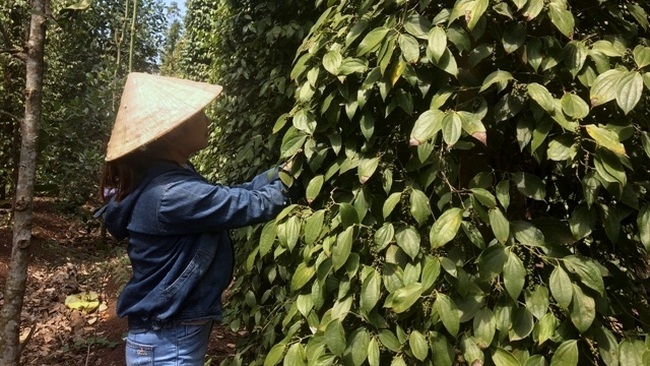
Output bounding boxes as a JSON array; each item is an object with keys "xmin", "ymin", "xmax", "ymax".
[{"xmin": 0, "ymin": 197, "xmax": 238, "ymax": 365}]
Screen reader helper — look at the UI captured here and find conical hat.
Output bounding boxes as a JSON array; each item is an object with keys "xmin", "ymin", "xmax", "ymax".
[{"xmin": 105, "ymin": 72, "xmax": 223, "ymax": 161}]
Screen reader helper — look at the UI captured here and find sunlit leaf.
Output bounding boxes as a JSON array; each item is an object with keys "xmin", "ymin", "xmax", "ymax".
[
  {"xmin": 550, "ymin": 340, "xmax": 578, "ymax": 366},
  {"xmin": 442, "ymin": 111, "xmax": 462, "ymax": 145},
  {"xmin": 492, "ymin": 348, "xmax": 521, "ymax": 366},
  {"xmin": 525, "ymin": 355, "xmax": 549, "ymax": 366},
  {"xmin": 384, "ymin": 282, "xmax": 424, "ymax": 313},
  {"xmin": 259, "ymin": 221, "xmax": 277, "ymax": 256},
  {"xmin": 503, "ymin": 250, "xmax": 525, "ymax": 300},
  {"xmin": 332, "ymin": 226, "xmax": 354, "ymax": 270},
  {"xmin": 427, "ymin": 26, "xmax": 447, "ymax": 63},
  {"xmin": 306, "ymin": 175, "xmax": 324, "ymax": 204},
  {"xmin": 323, "ymin": 50, "xmax": 342, "ymax": 75},
  {"xmin": 64, "ymin": 0, "xmax": 91, "ymax": 10},
  {"xmin": 357, "ymin": 27, "xmax": 391, "ymax": 56},
  {"xmin": 433, "ymin": 48, "xmax": 458, "ymax": 76},
  {"xmin": 383, "ymin": 192, "xmax": 402, "ymax": 219},
  {"xmin": 549, "ymin": 265, "xmax": 573, "ymax": 309},
  {"xmin": 547, "ymin": 135, "xmax": 578, "ymax": 161},
  {"xmin": 280, "ymin": 127, "xmax": 307, "ymax": 158},
  {"xmin": 429, "ymin": 331, "xmax": 454, "ymax": 366},
  {"xmin": 473, "ymin": 307, "xmax": 496, "ymax": 348},
  {"xmin": 633, "ymin": 45, "xmax": 650, "ymax": 69},
  {"xmin": 409, "ymin": 188, "xmax": 431, "ymax": 226},
  {"xmin": 615, "ymin": 71, "xmax": 643, "ymax": 115},
  {"xmin": 527, "ymin": 83, "xmax": 555, "ymax": 113},
  {"xmin": 264, "ymin": 342, "xmax": 287, "ymax": 366},
  {"xmin": 568, "ymin": 284, "xmax": 595, "ymax": 333},
  {"xmin": 585, "ymin": 125, "xmax": 625, "ymax": 155},
  {"xmin": 410, "ymin": 109, "xmax": 444, "ymax": 146},
  {"xmin": 358, "ymin": 157, "xmax": 380, "ymax": 184},
  {"xmin": 338, "ymin": 58, "xmax": 368, "ymax": 76},
  {"xmin": 471, "ymin": 188, "xmax": 497, "ymax": 208},
  {"xmin": 395, "ymin": 226, "xmax": 420, "ymax": 260},
  {"xmin": 526, "ymin": 285, "xmax": 550, "ymax": 320},
  {"xmin": 479, "ymin": 70, "xmax": 514, "ymax": 93},
  {"xmin": 367, "ymin": 337, "xmax": 380, "ymax": 366},
  {"xmin": 291, "ymin": 262, "xmax": 316, "ymax": 291},
  {"xmin": 523, "ymin": 0, "xmax": 544, "ymax": 20},
  {"xmin": 404, "ymin": 13, "xmax": 431, "ymax": 39},
  {"xmin": 398, "ymin": 33, "xmax": 420, "ymax": 63},
  {"xmin": 489, "ymin": 208, "xmax": 510, "ymax": 244},
  {"xmin": 374, "ymin": 223, "xmax": 395, "ymax": 250},
  {"xmin": 361, "ymin": 268, "xmax": 381, "ymax": 313},
  {"xmin": 548, "ymin": 0, "xmax": 574, "ymax": 38},
  {"xmin": 461, "ymin": 335, "xmax": 484, "ymax": 365},
  {"xmin": 409, "ymin": 330, "xmax": 428, "ymax": 361},
  {"xmin": 65, "ymin": 291, "xmax": 100, "ymax": 312},
  {"xmin": 563, "ymin": 256, "xmax": 605, "ymax": 295},
  {"xmin": 429, "ymin": 207, "xmax": 464, "ymax": 248},
  {"xmin": 378, "ymin": 330, "xmax": 401, "ymax": 352},
  {"xmin": 435, "ymin": 293, "xmax": 460, "ymax": 337},
  {"xmin": 618, "ymin": 340, "xmax": 646, "ymax": 366},
  {"xmin": 466, "ymin": 0, "xmax": 489, "ymax": 30},
  {"xmin": 346, "ymin": 329, "xmax": 370, "ymax": 365},
  {"xmin": 560, "ymin": 93, "xmax": 589, "ymax": 119},
  {"xmin": 590, "ymin": 69, "xmax": 625, "ymax": 107},
  {"xmin": 324, "ymin": 320, "xmax": 346, "ymax": 356}
]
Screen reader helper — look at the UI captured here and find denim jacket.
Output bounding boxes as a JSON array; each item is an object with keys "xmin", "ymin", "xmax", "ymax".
[{"xmin": 103, "ymin": 161, "xmax": 290, "ymax": 328}]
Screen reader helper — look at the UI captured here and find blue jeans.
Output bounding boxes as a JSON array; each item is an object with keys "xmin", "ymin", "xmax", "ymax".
[{"xmin": 125, "ymin": 319, "xmax": 213, "ymax": 365}]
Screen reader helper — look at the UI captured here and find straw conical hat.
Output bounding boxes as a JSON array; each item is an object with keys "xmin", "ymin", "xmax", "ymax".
[{"xmin": 105, "ymin": 72, "xmax": 223, "ymax": 161}]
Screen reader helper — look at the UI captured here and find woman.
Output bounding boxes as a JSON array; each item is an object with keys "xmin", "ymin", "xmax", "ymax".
[{"xmin": 100, "ymin": 73, "xmax": 296, "ymax": 365}]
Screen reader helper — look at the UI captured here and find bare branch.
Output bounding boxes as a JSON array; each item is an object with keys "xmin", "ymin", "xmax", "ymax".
[
  {"xmin": 0, "ymin": 19, "xmax": 27, "ymax": 62},
  {"xmin": 0, "ymin": 110, "xmax": 22, "ymax": 121},
  {"xmin": 0, "ymin": 48, "xmax": 28, "ymax": 62}
]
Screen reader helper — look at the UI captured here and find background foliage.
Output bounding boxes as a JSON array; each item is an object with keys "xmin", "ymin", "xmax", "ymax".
[
  {"xmin": 0, "ymin": 0, "xmax": 30, "ymax": 202},
  {"xmin": 188, "ymin": 0, "xmax": 650, "ymax": 365},
  {"xmin": 179, "ymin": 0, "xmax": 317, "ymax": 183},
  {"xmin": 0, "ymin": 0, "xmax": 167, "ymax": 210}
]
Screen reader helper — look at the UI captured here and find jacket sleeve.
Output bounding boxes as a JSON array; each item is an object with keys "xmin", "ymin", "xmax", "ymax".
[
  {"xmin": 233, "ymin": 168, "xmax": 280, "ymax": 191},
  {"xmin": 156, "ymin": 173, "xmax": 289, "ymax": 234}
]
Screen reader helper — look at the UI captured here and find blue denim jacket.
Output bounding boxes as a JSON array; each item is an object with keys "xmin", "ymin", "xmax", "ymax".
[{"xmin": 104, "ymin": 161, "xmax": 290, "ymax": 328}]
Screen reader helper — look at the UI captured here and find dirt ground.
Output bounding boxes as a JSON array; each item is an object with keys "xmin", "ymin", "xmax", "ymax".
[{"xmin": 0, "ymin": 197, "xmax": 239, "ymax": 365}]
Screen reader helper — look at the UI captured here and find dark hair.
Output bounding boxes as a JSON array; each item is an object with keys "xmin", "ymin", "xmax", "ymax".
[{"xmin": 99, "ymin": 139, "xmax": 170, "ymax": 202}]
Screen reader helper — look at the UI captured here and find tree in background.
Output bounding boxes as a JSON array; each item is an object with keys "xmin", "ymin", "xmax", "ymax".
[
  {"xmin": 182, "ymin": 0, "xmax": 650, "ymax": 365},
  {"xmin": 37, "ymin": 0, "xmax": 167, "ymax": 210},
  {"xmin": 160, "ymin": 1, "xmax": 183, "ymax": 76},
  {"xmin": 0, "ymin": 0, "xmax": 30, "ymax": 203},
  {"xmin": 2, "ymin": 0, "xmax": 168, "ymax": 211},
  {"xmin": 0, "ymin": 0, "xmax": 48, "ymax": 363}
]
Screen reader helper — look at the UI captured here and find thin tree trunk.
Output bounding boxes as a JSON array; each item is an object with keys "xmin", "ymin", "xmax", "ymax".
[
  {"xmin": 128, "ymin": 0, "xmax": 138, "ymax": 72},
  {"xmin": 0, "ymin": 0, "xmax": 47, "ymax": 364}
]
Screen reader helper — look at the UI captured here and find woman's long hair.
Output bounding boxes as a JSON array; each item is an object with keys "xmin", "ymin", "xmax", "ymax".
[{"xmin": 99, "ymin": 139, "xmax": 170, "ymax": 202}]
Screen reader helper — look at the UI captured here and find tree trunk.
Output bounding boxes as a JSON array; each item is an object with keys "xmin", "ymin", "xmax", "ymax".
[{"xmin": 0, "ymin": 0, "xmax": 47, "ymax": 364}]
